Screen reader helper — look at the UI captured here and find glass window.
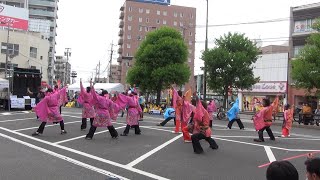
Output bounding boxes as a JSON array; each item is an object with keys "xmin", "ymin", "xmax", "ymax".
[
  {"xmin": 293, "ymin": 45, "xmax": 304, "ymax": 57},
  {"xmin": 139, "ymin": 17, "xmax": 142, "ymax": 22},
  {"xmin": 180, "ymin": 13, "xmax": 184, "ymax": 17},
  {"xmin": 294, "ymin": 19, "xmax": 315, "ymax": 33},
  {"xmin": 189, "ymin": 40, "xmax": 193, "ymax": 45},
  {"xmin": 145, "ymin": 27, "xmax": 149, "ymax": 32},
  {"xmin": 1, "ymin": 43, "xmax": 19, "ymax": 56},
  {"xmin": 30, "ymin": 47, "xmax": 37, "ymax": 58},
  {"xmin": 128, "ymin": 7, "xmax": 132, "ymax": 12},
  {"xmin": 127, "ymin": 44, "xmax": 131, "ymax": 49},
  {"xmin": 146, "ymin": 9, "xmax": 150, "ymax": 14},
  {"xmin": 146, "ymin": 18, "xmax": 149, "ymax": 23},
  {"xmin": 128, "ymin": 25, "xmax": 132, "ymax": 31},
  {"xmin": 180, "ymin": 22, "xmax": 184, "ymax": 27},
  {"xmin": 163, "ymin": 20, "xmax": 167, "ymax": 25},
  {"xmin": 163, "ymin": 11, "xmax": 167, "ymax": 16},
  {"xmin": 190, "ymin": 14, "xmax": 194, "ymax": 19},
  {"xmin": 128, "ymin": 16, "xmax": 132, "ymax": 21},
  {"xmin": 189, "ymin": 32, "xmax": 193, "ymax": 36},
  {"xmin": 127, "ymin": 34, "xmax": 131, "ymax": 39},
  {"xmin": 174, "ymin": 21, "xmax": 177, "ymax": 26},
  {"xmin": 157, "ymin": 10, "xmax": 160, "ymax": 15},
  {"xmin": 174, "ymin": 12, "xmax": 178, "ymax": 17},
  {"xmin": 139, "ymin": 8, "xmax": 143, "ymax": 13},
  {"xmin": 156, "ymin": 19, "xmax": 160, "ymax": 24},
  {"xmin": 139, "ymin": 26, "xmax": 143, "ymax": 31}
]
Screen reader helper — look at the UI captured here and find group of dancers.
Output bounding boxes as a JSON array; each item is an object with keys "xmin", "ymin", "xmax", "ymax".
[{"xmin": 31, "ymin": 79, "xmax": 294, "ymax": 154}]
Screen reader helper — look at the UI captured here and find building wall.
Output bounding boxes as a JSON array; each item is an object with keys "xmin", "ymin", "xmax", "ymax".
[
  {"xmin": 0, "ymin": 29, "xmax": 49, "ymax": 82},
  {"xmin": 54, "ymin": 56, "xmax": 71, "ymax": 85},
  {"xmin": 118, "ymin": 0, "xmax": 196, "ymax": 91},
  {"xmin": 110, "ymin": 64, "xmax": 121, "ymax": 83},
  {"xmin": 288, "ymin": 2, "xmax": 320, "ymax": 106}
]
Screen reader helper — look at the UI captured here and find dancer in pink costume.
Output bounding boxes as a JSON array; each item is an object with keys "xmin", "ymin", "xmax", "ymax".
[{"xmin": 78, "ymin": 79, "xmax": 95, "ymax": 130}]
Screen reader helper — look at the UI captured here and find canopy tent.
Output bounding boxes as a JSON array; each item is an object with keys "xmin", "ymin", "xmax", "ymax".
[
  {"xmin": 68, "ymin": 82, "xmax": 125, "ymax": 93},
  {"xmin": 0, "ymin": 78, "xmax": 9, "ymax": 91}
]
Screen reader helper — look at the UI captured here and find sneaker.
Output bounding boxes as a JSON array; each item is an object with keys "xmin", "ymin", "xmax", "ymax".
[
  {"xmin": 32, "ymin": 132, "xmax": 40, "ymax": 136},
  {"xmin": 288, "ymin": 134, "xmax": 291, "ymax": 137},
  {"xmin": 270, "ymin": 138, "xmax": 275, "ymax": 141},
  {"xmin": 240, "ymin": 128, "xmax": 245, "ymax": 130},
  {"xmin": 226, "ymin": 127, "xmax": 231, "ymax": 129},
  {"xmin": 173, "ymin": 131, "xmax": 180, "ymax": 134},
  {"xmin": 61, "ymin": 130, "xmax": 67, "ymax": 134},
  {"xmin": 85, "ymin": 136, "xmax": 92, "ymax": 140},
  {"xmin": 184, "ymin": 140, "xmax": 192, "ymax": 143},
  {"xmin": 210, "ymin": 145, "xmax": 219, "ymax": 150},
  {"xmin": 254, "ymin": 139, "xmax": 264, "ymax": 142}
]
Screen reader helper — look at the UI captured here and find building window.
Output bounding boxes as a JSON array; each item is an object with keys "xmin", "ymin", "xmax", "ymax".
[
  {"xmin": 180, "ymin": 13, "xmax": 184, "ymax": 17},
  {"xmin": 139, "ymin": 26, "xmax": 143, "ymax": 31},
  {"xmin": 156, "ymin": 19, "xmax": 160, "ymax": 24},
  {"xmin": 294, "ymin": 19, "xmax": 315, "ymax": 33},
  {"xmin": 163, "ymin": 11, "xmax": 167, "ymax": 16},
  {"xmin": 139, "ymin": 8, "xmax": 143, "ymax": 13},
  {"xmin": 128, "ymin": 7, "xmax": 132, "ymax": 12},
  {"xmin": 128, "ymin": 25, "xmax": 132, "ymax": 31},
  {"xmin": 40, "ymin": 56, "xmax": 43, "ymax": 60},
  {"xmin": 293, "ymin": 45, "xmax": 304, "ymax": 57},
  {"xmin": 139, "ymin": 17, "xmax": 142, "ymax": 22},
  {"xmin": 174, "ymin": 12, "xmax": 178, "ymax": 17},
  {"xmin": 128, "ymin": 16, "xmax": 132, "ymax": 21},
  {"xmin": 146, "ymin": 18, "xmax": 149, "ymax": 23},
  {"xmin": 127, "ymin": 44, "xmax": 131, "ymax": 49},
  {"xmin": 157, "ymin": 10, "xmax": 160, "ymax": 15},
  {"xmin": 180, "ymin": 22, "xmax": 184, "ymax": 27},
  {"xmin": 30, "ymin": 47, "xmax": 37, "ymax": 58},
  {"xmin": 174, "ymin": 21, "xmax": 177, "ymax": 26},
  {"xmin": 137, "ymin": 35, "xmax": 142, "ymax": 41},
  {"xmin": 30, "ymin": 66, "xmax": 36, "ymax": 69},
  {"xmin": 190, "ymin": 14, "xmax": 194, "ymax": 19},
  {"xmin": 127, "ymin": 34, "xmax": 131, "ymax": 39},
  {"xmin": 126, "ymin": 53, "xmax": 130, "ymax": 56},
  {"xmin": 146, "ymin": 9, "xmax": 150, "ymax": 14},
  {"xmin": 163, "ymin": 20, "xmax": 167, "ymax": 25},
  {"xmin": 145, "ymin": 27, "xmax": 149, "ymax": 32},
  {"xmin": 189, "ymin": 40, "xmax": 193, "ymax": 45},
  {"xmin": 189, "ymin": 32, "xmax": 193, "ymax": 36},
  {"xmin": 1, "ymin": 43, "xmax": 19, "ymax": 56}
]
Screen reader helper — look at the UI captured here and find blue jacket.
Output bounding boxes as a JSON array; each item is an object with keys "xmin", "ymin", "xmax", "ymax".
[
  {"xmin": 227, "ymin": 98, "xmax": 239, "ymax": 121},
  {"xmin": 164, "ymin": 108, "xmax": 175, "ymax": 119}
]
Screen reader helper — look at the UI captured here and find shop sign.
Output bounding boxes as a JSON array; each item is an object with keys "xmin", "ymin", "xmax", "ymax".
[{"xmin": 240, "ymin": 82, "xmax": 286, "ymax": 93}]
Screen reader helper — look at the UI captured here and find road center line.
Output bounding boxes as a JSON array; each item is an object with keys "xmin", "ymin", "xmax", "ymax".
[
  {"xmin": 127, "ymin": 134, "xmax": 183, "ymax": 167},
  {"xmin": 0, "ymin": 127, "xmax": 170, "ymax": 180},
  {"xmin": 53, "ymin": 126, "xmax": 127, "ymax": 144},
  {"xmin": 264, "ymin": 146, "xmax": 276, "ymax": 163},
  {"xmin": 0, "ymin": 132, "xmax": 129, "ymax": 180}
]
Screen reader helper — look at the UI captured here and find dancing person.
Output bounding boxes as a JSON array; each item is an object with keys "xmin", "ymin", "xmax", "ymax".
[
  {"xmin": 226, "ymin": 98, "xmax": 244, "ymax": 130},
  {"xmin": 85, "ymin": 80, "xmax": 119, "ymax": 140},
  {"xmin": 32, "ymin": 87, "xmax": 68, "ymax": 136},
  {"xmin": 190, "ymin": 100, "xmax": 219, "ymax": 154},
  {"xmin": 281, "ymin": 104, "xmax": 293, "ymax": 137},
  {"xmin": 117, "ymin": 91, "xmax": 142, "ymax": 136},
  {"xmin": 78, "ymin": 79, "xmax": 95, "ymax": 131},
  {"xmin": 157, "ymin": 107, "xmax": 176, "ymax": 126},
  {"xmin": 207, "ymin": 99, "xmax": 217, "ymax": 128}
]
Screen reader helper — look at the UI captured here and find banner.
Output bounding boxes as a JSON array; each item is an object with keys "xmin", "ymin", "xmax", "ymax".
[{"xmin": 0, "ymin": 4, "xmax": 29, "ymax": 31}]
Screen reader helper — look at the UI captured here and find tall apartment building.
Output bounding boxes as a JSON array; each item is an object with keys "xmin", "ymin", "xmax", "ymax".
[
  {"xmin": 288, "ymin": 2, "xmax": 320, "ymax": 107},
  {"xmin": 54, "ymin": 55, "xmax": 70, "ymax": 85},
  {"xmin": 118, "ymin": 0, "xmax": 196, "ymax": 91},
  {"xmin": 110, "ymin": 64, "xmax": 121, "ymax": 83},
  {"xmin": 0, "ymin": 0, "xmax": 59, "ymax": 86}
]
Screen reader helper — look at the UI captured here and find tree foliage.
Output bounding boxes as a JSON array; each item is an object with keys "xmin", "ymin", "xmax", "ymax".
[
  {"xmin": 291, "ymin": 18, "xmax": 320, "ymax": 96},
  {"xmin": 127, "ymin": 27, "xmax": 191, "ymax": 104},
  {"xmin": 202, "ymin": 32, "xmax": 260, "ymax": 107}
]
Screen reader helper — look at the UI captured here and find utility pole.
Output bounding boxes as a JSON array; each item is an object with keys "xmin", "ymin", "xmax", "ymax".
[
  {"xmin": 203, "ymin": 0, "xmax": 209, "ymax": 101},
  {"xmin": 1, "ymin": 21, "xmax": 11, "ymax": 111},
  {"xmin": 108, "ymin": 42, "xmax": 115, "ymax": 83},
  {"xmin": 64, "ymin": 48, "xmax": 71, "ymax": 86}
]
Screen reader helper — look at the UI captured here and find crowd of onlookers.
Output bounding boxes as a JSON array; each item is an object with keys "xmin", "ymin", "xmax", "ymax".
[{"xmin": 266, "ymin": 154, "xmax": 320, "ymax": 180}]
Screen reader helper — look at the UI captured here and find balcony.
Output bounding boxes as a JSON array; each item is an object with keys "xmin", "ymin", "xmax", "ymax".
[
  {"xmin": 118, "ymin": 48, "xmax": 123, "ymax": 54},
  {"xmin": 118, "ymin": 38, "xmax": 123, "ymax": 45},
  {"xmin": 29, "ymin": 9, "xmax": 55, "ymax": 18},
  {"xmin": 119, "ymin": 12, "xmax": 124, "ymax": 19},
  {"xmin": 50, "ymin": 21, "xmax": 57, "ymax": 27},
  {"xmin": 120, "ymin": 6, "xmax": 124, "ymax": 11},
  {"xmin": 29, "ymin": 0, "xmax": 56, "ymax": 7},
  {"xmin": 119, "ymin": 21, "xmax": 124, "ymax": 28},
  {"xmin": 118, "ymin": 29, "xmax": 123, "ymax": 36},
  {"xmin": 117, "ymin": 56, "xmax": 122, "ymax": 62}
]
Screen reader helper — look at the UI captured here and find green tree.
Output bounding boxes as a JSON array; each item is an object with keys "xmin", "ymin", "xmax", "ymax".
[
  {"xmin": 202, "ymin": 32, "xmax": 260, "ymax": 108},
  {"xmin": 291, "ymin": 18, "xmax": 320, "ymax": 96},
  {"xmin": 127, "ymin": 27, "xmax": 191, "ymax": 105}
]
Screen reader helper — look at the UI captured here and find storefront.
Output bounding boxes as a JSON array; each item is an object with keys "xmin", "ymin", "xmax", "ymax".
[{"xmin": 238, "ymin": 82, "xmax": 287, "ymax": 112}]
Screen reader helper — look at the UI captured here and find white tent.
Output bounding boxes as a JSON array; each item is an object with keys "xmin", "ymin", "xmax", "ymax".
[
  {"xmin": 68, "ymin": 82, "xmax": 124, "ymax": 93},
  {"xmin": 0, "ymin": 78, "xmax": 9, "ymax": 92}
]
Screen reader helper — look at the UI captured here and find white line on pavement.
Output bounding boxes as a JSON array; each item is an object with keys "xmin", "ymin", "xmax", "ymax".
[
  {"xmin": 14, "ymin": 121, "xmax": 80, "ymax": 132},
  {"xmin": 53, "ymin": 126, "xmax": 127, "ymax": 144},
  {"xmin": 0, "ymin": 117, "xmax": 35, "ymax": 123},
  {"xmin": 264, "ymin": 146, "xmax": 276, "ymax": 162},
  {"xmin": 0, "ymin": 132, "xmax": 129, "ymax": 180},
  {"xmin": 127, "ymin": 134, "xmax": 183, "ymax": 167},
  {"xmin": 139, "ymin": 126, "xmax": 174, "ymax": 133},
  {"xmin": 0, "ymin": 127, "xmax": 170, "ymax": 180}
]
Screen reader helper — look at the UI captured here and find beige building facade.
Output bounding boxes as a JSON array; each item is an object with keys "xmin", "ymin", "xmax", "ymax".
[{"xmin": 0, "ymin": 29, "xmax": 49, "ymax": 82}]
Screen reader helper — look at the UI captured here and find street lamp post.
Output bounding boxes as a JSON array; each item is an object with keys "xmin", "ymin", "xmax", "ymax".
[
  {"xmin": 1, "ymin": 21, "xmax": 11, "ymax": 111},
  {"xmin": 203, "ymin": 0, "xmax": 209, "ymax": 101}
]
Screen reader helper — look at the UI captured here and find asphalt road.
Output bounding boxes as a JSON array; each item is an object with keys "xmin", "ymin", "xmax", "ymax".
[{"xmin": 0, "ymin": 107, "xmax": 319, "ymax": 180}]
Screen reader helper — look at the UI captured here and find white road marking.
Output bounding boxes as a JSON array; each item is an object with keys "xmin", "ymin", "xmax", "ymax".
[
  {"xmin": 0, "ymin": 117, "xmax": 35, "ymax": 123},
  {"xmin": 53, "ymin": 126, "xmax": 127, "ymax": 144},
  {"xmin": 0, "ymin": 132, "xmax": 129, "ymax": 180},
  {"xmin": 0, "ymin": 127, "xmax": 170, "ymax": 180},
  {"xmin": 14, "ymin": 121, "xmax": 80, "ymax": 132},
  {"xmin": 264, "ymin": 146, "xmax": 276, "ymax": 162},
  {"xmin": 139, "ymin": 126, "xmax": 174, "ymax": 133},
  {"xmin": 127, "ymin": 134, "xmax": 183, "ymax": 167},
  {"xmin": 2, "ymin": 112, "xmax": 12, "ymax": 115}
]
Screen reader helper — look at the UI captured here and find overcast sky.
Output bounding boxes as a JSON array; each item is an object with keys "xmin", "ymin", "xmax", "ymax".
[{"xmin": 55, "ymin": 0, "xmax": 320, "ymax": 81}]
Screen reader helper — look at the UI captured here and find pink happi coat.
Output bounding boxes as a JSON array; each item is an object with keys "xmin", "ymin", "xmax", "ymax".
[
  {"xmin": 90, "ymin": 86, "xmax": 120, "ymax": 127},
  {"xmin": 207, "ymin": 100, "xmax": 217, "ymax": 121},
  {"xmin": 193, "ymin": 100, "xmax": 212, "ymax": 137},
  {"xmin": 116, "ymin": 93, "xmax": 142, "ymax": 126},
  {"xmin": 35, "ymin": 87, "xmax": 67, "ymax": 123},
  {"xmin": 172, "ymin": 88, "xmax": 183, "ymax": 121},
  {"xmin": 182, "ymin": 101, "xmax": 196, "ymax": 123},
  {"xmin": 78, "ymin": 81, "xmax": 95, "ymax": 118},
  {"xmin": 283, "ymin": 109, "xmax": 294, "ymax": 130}
]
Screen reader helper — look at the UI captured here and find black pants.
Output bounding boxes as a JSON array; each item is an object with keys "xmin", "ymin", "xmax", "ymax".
[
  {"xmin": 227, "ymin": 118, "xmax": 244, "ymax": 129},
  {"xmin": 209, "ymin": 120, "xmax": 212, "ymax": 128},
  {"xmin": 37, "ymin": 121, "xmax": 65, "ymax": 134},
  {"xmin": 123, "ymin": 124, "xmax": 141, "ymax": 135},
  {"xmin": 81, "ymin": 118, "xmax": 94, "ymax": 130},
  {"xmin": 258, "ymin": 126, "xmax": 275, "ymax": 141},
  {"xmin": 59, "ymin": 105, "xmax": 62, "ymax": 114},
  {"xmin": 140, "ymin": 104, "xmax": 144, "ymax": 119},
  {"xmin": 86, "ymin": 125, "xmax": 118, "ymax": 138},
  {"xmin": 160, "ymin": 117, "xmax": 176, "ymax": 126},
  {"xmin": 191, "ymin": 133, "xmax": 218, "ymax": 154}
]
